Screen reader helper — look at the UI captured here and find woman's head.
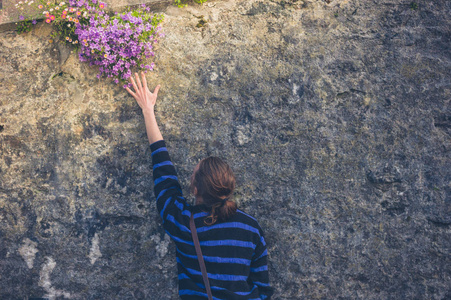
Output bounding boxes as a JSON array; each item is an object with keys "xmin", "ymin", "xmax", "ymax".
[{"xmin": 190, "ymin": 156, "xmax": 237, "ymax": 225}]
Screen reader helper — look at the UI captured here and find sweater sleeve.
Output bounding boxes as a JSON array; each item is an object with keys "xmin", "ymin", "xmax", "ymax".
[
  {"xmin": 249, "ymin": 234, "xmax": 274, "ymax": 299},
  {"xmin": 150, "ymin": 140, "xmax": 191, "ymax": 230}
]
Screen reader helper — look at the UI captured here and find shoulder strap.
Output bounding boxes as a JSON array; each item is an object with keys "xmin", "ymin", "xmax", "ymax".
[{"xmin": 190, "ymin": 213, "xmax": 213, "ymax": 300}]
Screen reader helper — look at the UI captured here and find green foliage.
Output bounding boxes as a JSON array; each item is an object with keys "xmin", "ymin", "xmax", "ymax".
[
  {"xmin": 16, "ymin": 20, "xmax": 34, "ymax": 34},
  {"xmin": 410, "ymin": 2, "xmax": 418, "ymax": 10},
  {"xmin": 174, "ymin": 0, "xmax": 188, "ymax": 8},
  {"xmin": 49, "ymin": 13, "xmax": 91, "ymax": 47},
  {"xmin": 193, "ymin": 0, "xmax": 209, "ymax": 5},
  {"xmin": 174, "ymin": 0, "xmax": 209, "ymax": 8},
  {"xmin": 115, "ymin": 7, "xmax": 164, "ymax": 45},
  {"xmin": 50, "ymin": 19, "xmax": 81, "ymax": 47}
]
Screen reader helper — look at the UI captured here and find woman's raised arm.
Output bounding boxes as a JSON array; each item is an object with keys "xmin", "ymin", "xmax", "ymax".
[
  {"xmin": 126, "ymin": 72, "xmax": 162, "ymax": 144},
  {"xmin": 126, "ymin": 72, "xmax": 187, "ymax": 229}
]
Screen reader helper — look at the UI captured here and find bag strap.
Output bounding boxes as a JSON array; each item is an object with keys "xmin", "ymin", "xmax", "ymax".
[{"xmin": 190, "ymin": 213, "xmax": 213, "ymax": 300}]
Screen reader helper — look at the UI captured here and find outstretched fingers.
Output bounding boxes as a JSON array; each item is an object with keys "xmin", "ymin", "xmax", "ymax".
[
  {"xmin": 135, "ymin": 72, "xmax": 143, "ymax": 91},
  {"xmin": 125, "ymin": 86, "xmax": 136, "ymax": 99},
  {"xmin": 153, "ymin": 84, "xmax": 161, "ymax": 96},
  {"xmin": 126, "ymin": 72, "xmax": 160, "ymax": 111},
  {"xmin": 129, "ymin": 75, "xmax": 139, "ymax": 94},
  {"xmin": 141, "ymin": 72, "xmax": 147, "ymax": 90}
]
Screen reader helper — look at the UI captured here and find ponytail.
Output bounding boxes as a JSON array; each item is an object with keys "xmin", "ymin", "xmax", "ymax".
[
  {"xmin": 205, "ymin": 199, "xmax": 237, "ymax": 226},
  {"xmin": 191, "ymin": 156, "xmax": 237, "ymax": 226}
]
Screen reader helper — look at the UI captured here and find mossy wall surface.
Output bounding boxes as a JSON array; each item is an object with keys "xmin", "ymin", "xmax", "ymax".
[{"xmin": 0, "ymin": 0, "xmax": 450, "ymax": 299}]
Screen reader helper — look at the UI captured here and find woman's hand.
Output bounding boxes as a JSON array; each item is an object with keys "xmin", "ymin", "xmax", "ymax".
[
  {"xmin": 125, "ymin": 72, "xmax": 164, "ymax": 144},
  {"xmin": 125, "ymin": 72, "xmax": 161, "ymax": 115}
]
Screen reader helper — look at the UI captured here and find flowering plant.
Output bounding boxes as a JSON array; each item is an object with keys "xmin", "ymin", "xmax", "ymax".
[
  {"xmin": 15, "ymin": 0, "xmax": 164, "ymax": 88},
  {"xmin": 76, "ymin": 5, "xmax": 164, "ymax": 88}
]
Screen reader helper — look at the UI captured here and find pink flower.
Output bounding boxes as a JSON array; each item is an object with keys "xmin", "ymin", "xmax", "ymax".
[{"xmin": 46, "ymin": 18, "xmax": 51, "ymax": 23}]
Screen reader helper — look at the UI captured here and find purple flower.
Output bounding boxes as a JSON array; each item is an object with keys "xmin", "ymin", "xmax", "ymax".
[
  {"xmin": 74, "ymin": 10, "xmax": 163, "ymax": 84},
  {"xmin": 19, "ymin": 16, "xmax": 25, "ymax": 20},
  {"xmin": 32, "ymin": 20, "xmax": 37, "ymax": 25}
]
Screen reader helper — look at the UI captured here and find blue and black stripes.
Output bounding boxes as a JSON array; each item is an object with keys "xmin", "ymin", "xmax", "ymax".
[{"xmin": 150, "ymin": 140, "xmax": 273, "ymax": 299}]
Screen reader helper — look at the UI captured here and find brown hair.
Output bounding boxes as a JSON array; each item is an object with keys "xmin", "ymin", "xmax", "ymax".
[{"xmin": 190, "ymin": 156, "xmax": 237, "ymax": 225}]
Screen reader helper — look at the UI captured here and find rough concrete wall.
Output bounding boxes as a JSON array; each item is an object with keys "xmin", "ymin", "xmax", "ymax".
[{"xmin": 0, "ymin": 0, "xmax": 450, "ymax": 299}]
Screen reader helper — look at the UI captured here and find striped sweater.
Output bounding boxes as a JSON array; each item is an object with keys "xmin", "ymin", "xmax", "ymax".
[{"xmin": 150, "ymin": 140, "xmax": 274, "ymax": 300}]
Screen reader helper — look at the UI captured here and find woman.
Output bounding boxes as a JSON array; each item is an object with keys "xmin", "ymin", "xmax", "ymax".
[{"xmin": 126, "ymin": 72, "xmax": 273, "ymax": 300}]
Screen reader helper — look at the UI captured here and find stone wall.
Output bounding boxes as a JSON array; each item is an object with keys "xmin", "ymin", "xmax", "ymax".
[{"xmin": 0, "ymin": 0, "xmax": 450, "ymax": 299}]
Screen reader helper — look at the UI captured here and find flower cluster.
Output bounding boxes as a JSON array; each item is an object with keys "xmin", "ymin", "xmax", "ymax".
[
  {"xmin": 39, "ymin": 0, "xmax": 106, "ymax": 45},
  {"xmin": 15, "ymin": 0, "xmax": 164, "ymax": 88},
  {"xmin": 75, "ymin": 4, "xmax": 164, "ymax": 87}
]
